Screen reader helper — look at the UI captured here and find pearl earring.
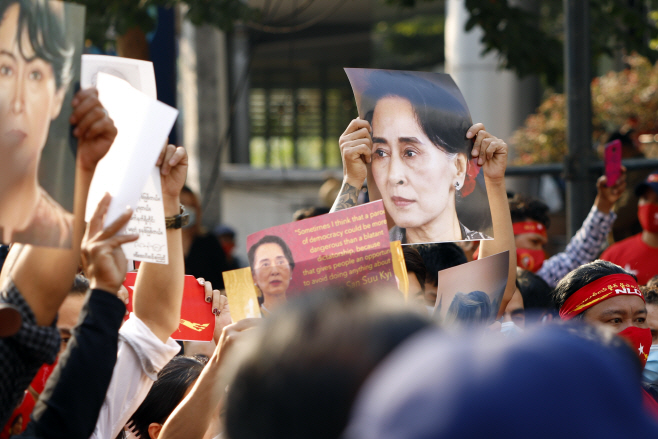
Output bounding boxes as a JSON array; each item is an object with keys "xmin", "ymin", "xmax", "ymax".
[{"xmin": 455, "ymin": 181, "xmax": 462, "ymax": 190}]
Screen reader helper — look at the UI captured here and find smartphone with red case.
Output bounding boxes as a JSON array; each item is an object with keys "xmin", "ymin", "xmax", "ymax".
[{"xmin": 604, "ymin": 139, "xmax": 622, "ymax": 187}]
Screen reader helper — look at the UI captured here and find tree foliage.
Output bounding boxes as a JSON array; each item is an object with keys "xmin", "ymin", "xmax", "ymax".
[
  {"xmin": 385, "ymin": 0, "xmax": 658, "ymax": 86},
  {"xmin": 73, "ymin": 0, "xmax": 257, "ymax": 49},
  {"xmin": 512, "ymin": 54, "xmax": 658, "ymax": 164}
]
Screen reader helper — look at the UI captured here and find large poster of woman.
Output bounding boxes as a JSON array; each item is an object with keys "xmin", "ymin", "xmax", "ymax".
[
  {"xmin": 344, "ymin": 68, "xmax": 493, "ymax": 244},
  {"xmin": 0, "ymin": 0, "xmax": 85, "ymax": 247}
]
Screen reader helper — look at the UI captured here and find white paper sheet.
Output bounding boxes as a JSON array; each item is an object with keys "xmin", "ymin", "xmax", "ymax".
[{"xmin": 84, "ymin": 72, "xmax": 178, "ymax": 264}]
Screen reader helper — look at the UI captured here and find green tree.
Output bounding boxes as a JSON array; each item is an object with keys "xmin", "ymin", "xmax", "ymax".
[{"xmin": 385, "ymin": 0, "xmax": 658, "ymax": 86}]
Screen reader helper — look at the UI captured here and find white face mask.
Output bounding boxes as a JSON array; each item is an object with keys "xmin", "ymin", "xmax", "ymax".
[
  {"xmin": 643, "ymin": 345, "xmax": 658, "ymax": 384},
  {"xmin": 426, "ymin": 306, "xmax": 435, "ymax": 317},
  {"xmin": 500, "ymin": 321, "xmax": 523, "ymax": 337}
]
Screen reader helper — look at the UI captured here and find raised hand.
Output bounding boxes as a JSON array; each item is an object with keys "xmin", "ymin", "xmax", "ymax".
[
  {"xmin": 156, "ymin": 144, "xmax": 188, "ymax": 202},
  {"xmin": 198, "ymin": 278, "xmax": 233, "ymax": 345},
  {"xmin": 339, "ymin": 118, "xmax": 372, "ymax": 187},
  {"xmin": 70, "ymin": 89, "xmax": 117, "ymax": 173},
  {"xmin": 467, "ymin": 123, "xmax": 508, "ymax": 183},
  {"xmin": 596, "ymin": 166, "xmax": 627, "ymax": 214},
  {"xmin": 81, "ymin": 193, "xmax": 138, "ymax": 293}
]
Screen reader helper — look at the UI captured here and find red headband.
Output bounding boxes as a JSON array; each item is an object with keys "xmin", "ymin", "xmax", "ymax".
[
  {"xmin": 513, "ymin": 221, "xmax": 547, "ymax": 238},
  {"xmin": 559, "ymin": 274, "xmax": 643, "ymax": 320}
]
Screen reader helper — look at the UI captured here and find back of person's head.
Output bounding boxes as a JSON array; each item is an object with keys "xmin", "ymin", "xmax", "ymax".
[
  {"xmin": 509, "ymin": 194, "xmax": 551, "ymax": 228},
  {"xmin": 127, "ymin": 355, "xmax": 208, "ymax": 438},
  {"xmin": 642, "ymin": 285, "xmax": 658, "ymax": 306},
  {"xmin": 225, "ymin": 287, "xmax": 431, "ymax": 439},
  {"xmin": 403, "ymin": 246, "xmax": 426, "ymax": 291},
  {"xmin": 552, "ymin": 260, "xmax": 634, "ymax": 315},
  {"xmin": 415, "ymin": 243, "xmax": 467, "ymax": 287},
  {"xmin": 343, "ymin": 324, "xmax": 658, "ymax": 439},
  {"xmin": 516, "ymin": 268, "xmax": 554, "ymax": 321},
  {"xmin": 292, "ymin": 206, "xmax": 331, "ymax": 221},
  {"xmin": 444, "ymin": 291, "xmax": 492, "ymax": 326}
]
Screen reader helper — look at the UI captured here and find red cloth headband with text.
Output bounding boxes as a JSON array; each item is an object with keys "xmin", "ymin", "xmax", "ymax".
[{"xmin": 559, "ymin": 274, "xmax": 643, "ymax": 320}]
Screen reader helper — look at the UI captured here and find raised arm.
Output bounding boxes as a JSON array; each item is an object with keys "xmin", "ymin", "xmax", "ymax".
[
  {"xmin": 468, "ymin": 123, "xmax": 516, "ymax": 318},
  {"xmin": 158, "ymin": 318, "xmax": 260, "ymax": 439},
  {"xmin": 132, "ymin": 145, "xmax": 188, "ymax": 342},
  {"xmin": 27, "ymin": 194, "xmax": 137, "ymax": 438},
  {"xmin": 1, "ymin": 89, "xmax": 117, "ymax": 326},
  {"xmin": 331, "ymin": 119, "xmax": 372, "ymax": 213}
]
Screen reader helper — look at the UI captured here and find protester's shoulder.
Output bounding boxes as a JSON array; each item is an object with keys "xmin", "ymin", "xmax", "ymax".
[
  {"xmin": 11, "ymin": 189, "xmax": 73, "ymax": 248},
  {"xmin": 601, "ymin": 233, "xmax": 643, "ymax": 259}
]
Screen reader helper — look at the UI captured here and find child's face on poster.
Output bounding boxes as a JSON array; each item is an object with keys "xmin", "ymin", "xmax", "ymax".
[
  {"xmin": 370, "ymin": 96, "xmax": 462, "ymax": 230},
  {"xmin": 0, "ymin": 3, "xmax": 65, "ymax": 184}
]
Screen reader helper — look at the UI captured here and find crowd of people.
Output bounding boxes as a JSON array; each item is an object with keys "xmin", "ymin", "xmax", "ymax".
[{"xmin": 3, "ymin": 4, "xmax": 658, "ymax": 438}]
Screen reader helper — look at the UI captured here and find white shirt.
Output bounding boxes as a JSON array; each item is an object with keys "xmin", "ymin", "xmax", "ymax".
[{"xmin": 91, "ymin": 313, "xmax": 181, "ymax": 439}]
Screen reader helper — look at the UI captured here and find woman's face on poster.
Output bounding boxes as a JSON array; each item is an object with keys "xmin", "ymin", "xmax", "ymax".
[
  {"xmin": 0, "ymin": 3, "xmax": 65, "ymax": 180},
  {"xmin": 252, "ymin": 242, "xmax": 291, "ymax": 299},
  {"xmin": 370, "ymin": 96, "xmax": 465, "ymax": 230}
]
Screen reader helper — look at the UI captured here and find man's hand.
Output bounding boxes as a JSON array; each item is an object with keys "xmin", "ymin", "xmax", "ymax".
[
  {"xmin": 157, "ymin": 144, "xmax": 188, "ymax": 204},
  {"xmin": 198, "ymin": 278, "xmax": 233, "ymax": 345},
  {"xmin": 595, "ymin": 166, "xmax": 627, "ymax": 214},
  {"xmin": 81, "ymin": 193, "xmax": 139, "ymax": 293},
  {"xmin": 468, "ymin": 123, "xmax": 508, "ymax": 183},
  {"xmin": 70, "ymin": 89, "xmax": 117, "ymax": 173},
  {"xmin": 339, "ymin": 118, "xmax": 372, "ymax": 188}
]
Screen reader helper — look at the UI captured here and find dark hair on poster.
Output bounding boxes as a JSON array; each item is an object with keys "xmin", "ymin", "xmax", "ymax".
[
  {"xmin": 248, "ymin": 234, "xmax": 296, "ymax": 272},
  {"xmin": 361, "ymin": 70, "xmax": 473, "ymax": 158}
]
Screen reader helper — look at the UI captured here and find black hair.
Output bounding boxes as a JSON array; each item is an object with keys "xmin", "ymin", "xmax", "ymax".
[
  {"xmin": 552, "ymin": 260, "xmax": 636, "ymax": 314},
  {"xmin": 607, "ymin": 131, "xmax": 634, "ymax": 150},
  {"xmin": 403, "ymin": 246, "xmax": 426, "ymax": 291},
  {"xmin": 69, "ymin": 274, "xmax": 89, "ymax": 296},
  {"xmin": 248, "ymin": 235, "xmax": 295, "ymax": 272},
  {"xmin": 647, "ymin": 275, "xmax": 658, "ymax": 289},
  {"xmin": 414, "ymin": 243, "xmax": 467, "ymax": 287},
  {"xmin": 641, "ymin": 285, "xmax": 658, "ymax": 306},
  {"xmin": 0, "ymin": 0, "xmax": 73, "ymax": 90},
  {"xmin": 225, "ymin": 287, "xmax": 431, "ymax": 439},
  {"xmin": 361, "ymin": 70, "xmax": 472, "ymax": 157},
  {"xmin": 444, "ymin": 290, "xmax": 492, "ymax": 326},
  {"xmin": 508, "ymin": 194, "xmax": 551, "ymax": 228},
  {"xmin": 293, "ymin": 206, "xmax": 331, "ymax": 222},
  {"xmin": 127, "ymin": 355, "xmax": 208, "ymax": 438},
  {"xmin": 516, "ymin": 268, "xmax": 553, "ymax": 310}
]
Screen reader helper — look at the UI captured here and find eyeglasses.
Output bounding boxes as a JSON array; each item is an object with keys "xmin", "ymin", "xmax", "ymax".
[{"xmin": 256, "ymin": 260, "xmax": 290, "ymax": 273}]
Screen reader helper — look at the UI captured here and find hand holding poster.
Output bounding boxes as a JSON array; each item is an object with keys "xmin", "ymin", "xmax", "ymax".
[
  {"xmin": 344, "ymin": 68, "xmax": 493, "ymax": 245},
  {"xmin": 434, "ymin": 251, "xmax": 509, "ymax": 327},
  {"xmin": 0, "ymin": 1, "xmax": 85, "ymax": 247},
  {"xmin": 245, "ymin": 201, "xmax": 396, "ymax": 315}
]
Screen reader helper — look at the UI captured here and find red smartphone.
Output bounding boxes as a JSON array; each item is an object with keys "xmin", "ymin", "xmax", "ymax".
[{"xmin": 604, "ymin": 139, "xmax": 622, "ymax": 187}]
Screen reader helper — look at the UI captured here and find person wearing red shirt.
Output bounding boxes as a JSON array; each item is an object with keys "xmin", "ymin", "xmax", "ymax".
[{"xmin": 601, "ymin": 172, "xmax": 658, "ymax": 285}]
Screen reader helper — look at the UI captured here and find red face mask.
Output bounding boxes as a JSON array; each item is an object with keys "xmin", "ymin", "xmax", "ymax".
[
  {"xmin": 516, "ymin": 248, "xmax": 546, "ymax": 273},
  {"xmin": 639, "ymin": 204, "xmax": 658, "ymax": 233},
  {"xmin": 618, "ymin": 326, "xmax": 652, "ymax": 368}
]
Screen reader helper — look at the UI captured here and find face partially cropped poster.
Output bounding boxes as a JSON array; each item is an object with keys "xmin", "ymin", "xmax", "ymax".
[
  {"xmin": 0, "ymin": 0, "xmax": 85, "ymax": 247},
  {"xmin": 344, "ymin": 68, "xmax": 493, "ymax": 245},
  {"xmin": 434, "ymin": 251, "xmax": 509, "ymax": 327},
  {"xmin": 246, "ymin": 201, "xmax": 396, "ymax": 315}
]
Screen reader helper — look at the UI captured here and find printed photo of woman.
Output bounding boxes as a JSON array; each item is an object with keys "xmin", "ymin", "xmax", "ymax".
[
  {"xmin": 0, "ymin": 0, "xmax": 83, "ymax": 247},
  {"xmin": 343, "ymin": 68, "xmax": 493, "ymax": 244},
  {"xmin": 247, "ymin": 235, "xmax": 295, "ymax": 316}
]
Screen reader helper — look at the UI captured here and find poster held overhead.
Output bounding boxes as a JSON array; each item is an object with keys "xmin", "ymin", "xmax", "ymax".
[
  {"xmin": 344, "ymin": 68, "xmax": 493, "ymax": 245},
  {"xmin": 85, "ymin": 73, "xmax": 178, "ymax": 262},
  {"xmin": 81, "ymin": 55, "xmax": 170, "ymax": 264},
  {"xmin": 0, "ymin": 1, "xmax": 86, "ymax": 247},
  {"xmin": 434, "ymin": 251, "xmax": 509, "ymax": 327}
]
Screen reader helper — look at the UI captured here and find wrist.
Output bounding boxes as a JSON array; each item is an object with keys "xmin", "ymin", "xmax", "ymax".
[
  {"xmin": 484, "ymin": 174, "xmax": 506, "ymax": 188},
  {"xmin": 343, "ymin": 177, "xmax": 364, "ymax": 190},
  {"xmin": 594, "ymin": 195, "xmax": 612, "ymax": 214},
  {"xmin": 90, "ymin": 279, "xmax": 120, "ymax": 295},
  {"xmin": 163, "ymin": 195, "xmax": 181, "ymax": 216}
]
